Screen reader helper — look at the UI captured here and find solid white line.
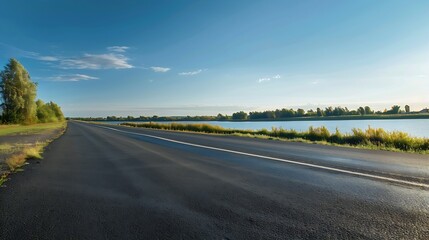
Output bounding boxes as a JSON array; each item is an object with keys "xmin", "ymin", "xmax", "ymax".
[{"xmin": 97, "ymin": 125, "xmax": 429, "ymax": 188}]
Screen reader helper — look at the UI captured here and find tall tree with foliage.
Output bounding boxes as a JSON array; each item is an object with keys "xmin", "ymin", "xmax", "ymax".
[
  {"xmin": 405, "ymin": 105, "xmax": 410, "ymax": 113},
  {"xmin": 36, "ymin": 100, "xmax": 65, "ymax": 123},
  {"xmin": 232, "ymin": 111, "xmax": 248, "ymax": 120},
  {"xmin": 0, "ymin": 59, "xmax": 37, "ymax": 124},
  {"xmin": 386, "ymin": 105, "xmax": 401, "ymax": 114}
]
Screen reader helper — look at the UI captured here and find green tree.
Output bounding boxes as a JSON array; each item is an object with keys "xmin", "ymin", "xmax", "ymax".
[
  {"xmin": 316, "ymin": 108, "xmax": 323, "ymax": 117},
  {"xmin": 0, "ymin": 58, "xmax": 37, "ymax": 124},
  {"xmin": 364, "ymin": 106, "xmax": 373, "ymax": 115},
  {"xmin": 386, "ymin": 105, "xmax": 401, "ymax": 114},
  {"xmin": 405, "ymin": 105, "xmax": 410, "ymax": 113},
  {"xmin": 36, "ymin": 100, "xmax": 64, "ymax": 123},
  {"xmin": 46, "ymin": 101, "xmax": 64, "ymax": 121},
  {"xmin": 232, "ymin": 111, "xmax": 248, "ymax": 120},
  {"xmin": 296, "ymin": 108, "xmax": 305, "ymax": 117}
]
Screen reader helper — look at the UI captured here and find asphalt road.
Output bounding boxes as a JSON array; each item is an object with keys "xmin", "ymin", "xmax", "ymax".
[{"xmin": 1, "ymin": 121, "xmax": 428, "ymax": 239}]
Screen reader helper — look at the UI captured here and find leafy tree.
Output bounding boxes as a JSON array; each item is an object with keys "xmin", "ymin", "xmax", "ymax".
[
  {"xmin": 316, "ymin": 108, "xmax": 324, "ymax": 117},
  {"xmin": 36, "ymin": 100, "xmax": 65, "ymax": 123},
  {"xmin": 405, "ymin": 105, "xmax": 410, "ymax": 113},
  {"xmin": 386, "ymin": 105, "xmax": 401, "ymax": 114},
  {"xmin": 364, "ymin": 106, "xmax": 373, "ymax": 114},
  {"xmin": 357, "ymin": 107, "xmax": 365, "ymax": 115},
  {"xmin": 306, "ymin": 109, "xmax": 317, "ymax": 116},
  {"xmin": 0, "ymin": 58, "xmax": 37, "ymax": 124},
  {"xmin": 46, "ymin": 101, "xmax": 64, "ymax": 121},
  {"xmin": 296, "ymin": 108, "xmax": 305, "ymax": 117},
  {"xmin": 232, "ymin": 111, "xmax": 248, "ymax": 120}
]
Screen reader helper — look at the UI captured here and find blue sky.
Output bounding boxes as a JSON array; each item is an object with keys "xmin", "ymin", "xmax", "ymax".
[{"xmin": 0, "ymin": 0, "xmax": 428, "ymax": 117}]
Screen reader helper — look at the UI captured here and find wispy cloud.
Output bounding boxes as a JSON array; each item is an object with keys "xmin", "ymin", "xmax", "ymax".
[
  {"xmin": 59, "ymin": 53, "xmax": 133, "ymax": 69},
  {"xmin": 1, "ymin": 43, "xmax": 134, "ymax": 70},
  {"xmin": 48, "ymin": 74, "xmax": 99, "ymax": 82},
  {"xmin": 107, "ymin": 46, "xmax": 129, "ymax": 53},
  {"xmin": 151, "ymin": 66, "xmax": 170, "ymax": 73},
  {"xmin": 178, "ymin": 69, "xmax": 203, "ymax": 76},
  {"xmin": 258, "ymin": 74, "xmax": 281, "ymax": 83},
  {"xmin": 179, "ymin": 69, "xmax": 204, "ymax": 76},
  {"xmin": 258, "ymin": 78, "xmax": 271, "ymax": 83},
  {"xmin": 37, "ymin": 56, "xmax": 59, "ymax": 61}
]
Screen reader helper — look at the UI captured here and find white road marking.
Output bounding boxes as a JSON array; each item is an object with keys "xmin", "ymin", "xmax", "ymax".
[{"xmin": 96, "ymin": 124, "xmax": 429, "ymax": 188}]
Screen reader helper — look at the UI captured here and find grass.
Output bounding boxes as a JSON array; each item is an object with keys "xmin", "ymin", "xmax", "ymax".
[
  {"xmin": 0, "ymin": 121, "xmax": 66, "ymax": 137},
  {"xmin": 0, "ymin": 173, "xmax": 7, "ymax": 186},
  {"xmin": 5, "ymin": 144, "xmax": 44, "ymax": 171},
  {"xmin": 0, "ymin": 121, "xmax": 67, "ymax": 186},
  {"xmin": 121, "ymin": 122, "xmax": 429, "ymax": 154},
  {"xmin": 0, "ymin": 143, "xmax": 14, "ymax": 154}
]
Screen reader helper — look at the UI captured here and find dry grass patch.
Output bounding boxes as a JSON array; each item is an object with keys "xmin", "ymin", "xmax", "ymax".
[
  {"xmin": 5, "ymin": 143, "xmax": 44, "ymax": 171},
  {"xmin": 0, "ymin": 143, "xmax": 15, "ymax": 154},
  {"xmin": 5, "ymin": 152, "xmax": 27, "ymax": 171}
]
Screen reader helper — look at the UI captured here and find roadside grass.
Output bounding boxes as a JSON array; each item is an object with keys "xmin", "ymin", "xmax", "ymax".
[
  {"xmin": 0, "ymin": 121, "xmax": 67, "ymax": 186},
  {"xmin": 120, "ymin": 122, "xmax": 429, "ymax": 154},
  {"xmin": 0, "ymin": 143, "xmax": 15, "ymax": 154},
  {"xmin": 0, "ymin": 122, "xmax": 66, "ymax": 137},
  {"xmin": 0, "ymin": 173, "xmax": 7, "ymax": 186}
]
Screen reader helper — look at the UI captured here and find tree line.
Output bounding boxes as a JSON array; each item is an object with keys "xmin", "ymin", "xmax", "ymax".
[
  {"xmin": 72, "ymin": 104, "xmax": 427, "ymax": 122},
  {"xmin": 231, "ymin": 105, "xmax": 410, "ymax": 120},
  {"xmin": 0, "ymin": 58, "xmax": 64, "ymax": 124}
]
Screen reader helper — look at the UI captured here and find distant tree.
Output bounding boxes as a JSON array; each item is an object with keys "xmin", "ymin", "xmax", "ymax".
[
  {"xmin": 265, "ymin": 111, "xmax": 276, "ymax": 119},
  {"xmin": 316, "ymin": 108, "xmax": 323, "ymax": 117},
  {"xmin": 386, "ymin": 105, "xmax": 401, "ymax": 114},
  {"xmin": 357, "ymin": 107, "xmax": 365, "ymax": 115},
  {"xmin": 232, "ymin": 111, "xmax": 248, "ymax": 120},
  {"xmin": 306, "ymin": 109, "xmax": 317, "ymax": 116},
  {"xmin": 216, "ymin": 113, "xmax": 230, "ymax": 120},
  {"xmin": 364, "ymin": 106, "xmax": 373, "ymax": 115},
  {"xmin": 0, "ymin": 58, "xmax": 37, "ymax": 124},
  {"xmin": 405, "ymin": 105, "xmax": 410, "ymax": 113},
  {"xmin": 296, "ymin": 108, "xmax": 305, "ymax": 117}
]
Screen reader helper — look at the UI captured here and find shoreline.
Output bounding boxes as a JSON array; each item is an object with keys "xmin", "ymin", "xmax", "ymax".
[{"xmin": 78, "ymin": 113, "xmax": 429, "ymax": 122}]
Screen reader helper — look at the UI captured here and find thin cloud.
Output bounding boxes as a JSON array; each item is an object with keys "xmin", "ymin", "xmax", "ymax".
[
  {"xmin": 1, "ymin": 44, "xmax": 134, "ymax": 69},
  {"xmin": 107, "ymin": 46, "xmax": 129, "ymax": 53},
  {"xmin": 258, "ymin": 78, "xmax": 271, "ymax": 83},
  {"xmin": 151, "ymin": 66, "xmax": 171, "ymax": 73},
  {"xmin": 48, "ymin": 74, "xmax": 99, "ymax": 82},
  {"xmin": 60, "ymin": 53, "xmax": 133, "ymax": 69},
  {"xmin": 178, "ymin": 69, "xmax": 203, "ymax": 76},
  {"xmin": 258, "ymin": 74, "xmax": 281, "ymax": 83},
  {"xmin": 37, "ymin": 56, "xmax": 59, "ymax": 61}
]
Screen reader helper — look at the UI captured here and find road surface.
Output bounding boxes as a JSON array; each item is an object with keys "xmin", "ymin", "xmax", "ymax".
[{"xmin": 1, "ymin": 121, "xmax": 428, "ymax": 239}]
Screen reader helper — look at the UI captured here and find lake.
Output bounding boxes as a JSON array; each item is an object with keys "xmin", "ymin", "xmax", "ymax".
[{"xmin": 100, "ymin": 119, "xmax": 429, "ymax": 138}]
